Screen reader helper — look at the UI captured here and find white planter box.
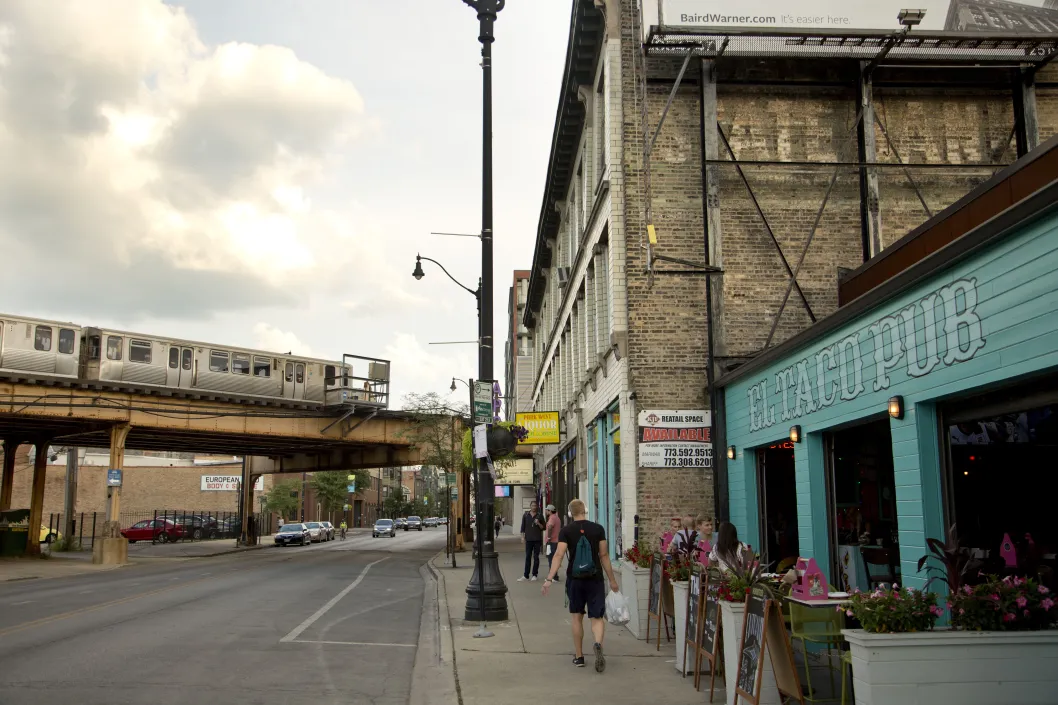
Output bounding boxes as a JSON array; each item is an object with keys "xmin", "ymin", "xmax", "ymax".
[
  {"xmin": 620, "ymin": 561, "xmax": 651, "ymax": 640},
  {"xmin": 720, "ymin": 601, "xmax": 783, "ymax": 705},
  {"xmin": 843, "ymin": 628, "xmax": 1058, "ymax": 705},
  {"xmin": 672, "ymin": 581, "xmax": 695, "ymax": 674}
]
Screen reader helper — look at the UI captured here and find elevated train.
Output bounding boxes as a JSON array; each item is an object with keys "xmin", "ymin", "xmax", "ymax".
[{"xmin": 0, "ymin": 313, "xmax": 389, "ymax": 406}]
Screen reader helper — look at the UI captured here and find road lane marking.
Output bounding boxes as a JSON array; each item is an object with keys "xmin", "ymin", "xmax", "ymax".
[
  {"xmin": 12, "ymin": 600, "xmax": 33, "ymax": 605},
  {"xmin": 78, "ymin": 590, "xmax": 93, "ymax": 594},
  {"xmin": 290, "ymin": 639, "xmax": 415, "ymax": 648},
  {"xmin": 279, "ymin": 556, "xmax": 388, "ymax": 643}
]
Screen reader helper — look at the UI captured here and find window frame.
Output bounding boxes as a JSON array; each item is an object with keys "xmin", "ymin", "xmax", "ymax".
[
  {"xmin": 34, "ymin": 325, "xmax": 52, "ymax": 352},
  {"xmin": 285, "ymin": 362, "xmax": 294, "ymax": 382},
  {"xmin": 253, "ymin": 356, "xmax": 271, "ymax": 378},
  {"xmin": 181, "ymin": 348, "xmax": 193, "ymax": 371},
  {"xmin": 106, "ymin": 336, "xmax": 123, "ymax": 361},
  {"xmin": 325, "ymin": 364, "xmax": 336, "ymax": 387},
  {"xmin": 168, "ymin": 348, "xmax": 179, "ymax": 369},
  {"xmin": 295, "ymin": 363, "xmax": 305, "ymax": 384},
  {"xmin": 129, "ymin": 339, "xmax": 152, "ymax": 365},
  {"xmin": 88, "ymin": 335, "xmax": 101, "ymax": 361},
  {"xmin": 232, "ymin": 353, "xmax": 251, "ymax": 376},
  {"xmin": 209, "ymin": 350, "xmax": 230, "ymax": 373},
  {"xmin": 57, "ymin": 328, "xmax": 75, "ymax": 355}
]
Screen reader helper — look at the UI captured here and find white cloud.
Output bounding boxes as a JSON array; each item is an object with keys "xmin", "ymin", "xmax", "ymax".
[{"xmin": 253, "ymin": 323, "xmax": 313, "ymax": 357}]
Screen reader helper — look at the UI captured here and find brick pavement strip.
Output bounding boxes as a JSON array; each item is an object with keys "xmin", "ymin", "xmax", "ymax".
[{"xmin": 431, "ymin": 535, "xmax": 720, "ymax": 705}]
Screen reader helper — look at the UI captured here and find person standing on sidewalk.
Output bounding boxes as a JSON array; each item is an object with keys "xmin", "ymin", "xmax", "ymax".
[
  {"xmin": 541, "ymin": 499, "xmax": 620, "ymax": 672},
  {"xmin": 519, "ymin": 500, "xmax": 546, "ymax": 581},
  {"xmin": 544, "ymin": 504, "xmax": 562, "ymax": 583}
]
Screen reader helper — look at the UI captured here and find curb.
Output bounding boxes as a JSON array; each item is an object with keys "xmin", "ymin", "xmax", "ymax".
[{"xmin": 409, "ymin": 551, "xmax": 460, "ymax": 705}]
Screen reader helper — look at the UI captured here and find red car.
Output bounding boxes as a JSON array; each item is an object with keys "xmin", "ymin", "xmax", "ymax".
[{"xmin": 121, "ymin": 518, "xmax": 184, "ymax": 543}]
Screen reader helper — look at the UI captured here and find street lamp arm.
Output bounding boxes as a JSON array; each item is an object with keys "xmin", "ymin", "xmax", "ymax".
[{"xmin": 417, "ymin": 255, "xmax": 480, "ymax": 298}]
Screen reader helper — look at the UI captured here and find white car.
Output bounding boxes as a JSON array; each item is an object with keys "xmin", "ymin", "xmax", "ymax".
[
  {"xmin": 304, "ymin": 521, "xmax": 325, "ymax": 542},
  {"xmin": 319, "ymin": 521, "xmax": 335, "ymax": 540}
]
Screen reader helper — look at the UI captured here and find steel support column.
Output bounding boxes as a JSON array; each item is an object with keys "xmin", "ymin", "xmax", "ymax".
[
  {"xmin": 24, "ymin": 438, "xmax": 52, "ymax": 556},
  {"xmin": 858, "ymin": 61, "xmax": 884, "ymax": 260},
  {"xmin": 0, "ymin": 437, "xmax": 22, "ymax": 511},
  {"xmin": 103, "ymin": 424, "xmax": 131, "ymax": 538},
  {"xmin": 63, "ymin": 446, "xmax": 79, "ymax": 547}
]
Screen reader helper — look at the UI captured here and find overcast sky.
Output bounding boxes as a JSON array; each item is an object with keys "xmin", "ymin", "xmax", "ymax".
[{"xmin": 0, "ymin": 0, "xmax": 569, "ymax": 407}]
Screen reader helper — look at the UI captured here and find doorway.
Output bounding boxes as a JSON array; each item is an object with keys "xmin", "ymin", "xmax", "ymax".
[
  {"xmin": 827, "ymin": 419, "xmax": 898, "ymax": 592},
  {"xmin": 756, "ymin": 441, "xmax": 798, "ymax": 571}
]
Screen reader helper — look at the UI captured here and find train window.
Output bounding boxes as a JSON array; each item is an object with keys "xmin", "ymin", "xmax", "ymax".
[
  {"xmin": 295, "ymin": 363, "xmax": 305, "ymax": 384},
  {"xmin": 181, "ymin": 348, "xmax": 192, "ymax": 371},
  {"xmin": 325, "ymin": 365, "xmax": 336, "ymax": 386},
  {"xmin": 88, "ymin": 335, "xmax": 101, "ymax": 360},
  {"xmin": 209, "ymin": 350, "xmax": 230, "ymax": 373},
  {"xmin": 168, "ymin": 348, "xmax": 179, "ymax": 368},
  {"xmin": 34, "ymin": 326, "xmax": 52, "ymax": 352},
  {"xmin": 106, "ymin": 336, "xmax": 122, "ymax": 361},
  {"xmin": 232, "ymin": 353, "xmax": 250, "ymax": 375},
  {"xmin": 129, "ymin": 340, "xmax": 152, "ymax": 364},
  {"xmin": 284, "ymin": 362, "xmax": 293, "ymax": 382},
  {"xmin": 58, "ymin": 329, "xmax": 75, "ymax": 354},
  {"xmin": 253, "ymin": 357, "xmax": 271, "ymax": 378}
]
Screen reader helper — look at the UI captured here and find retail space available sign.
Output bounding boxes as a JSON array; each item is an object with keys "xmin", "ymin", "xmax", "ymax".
[
  {"xmin": 653, "ymin": 1, "xmax": 1058, "ymax": 32},
  {"xmin": 515, "ymin": 411, "xmax": 561, "ymax": 445},
  {"xmin": 638, "ymin": 410, "xmax": 713, "ymax": 469},
  {"xmin": 200, "ymin": 475, "xmax": 264, "ymax": 492}
]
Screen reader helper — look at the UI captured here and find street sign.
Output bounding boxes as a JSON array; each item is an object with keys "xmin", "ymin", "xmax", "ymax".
[
  {"xmin": 446, "ymin": 472, "xmax": 457, "ymax": 486},
  {"xmin": 347, "ymin": 483, "xmax": 356, "ymax": 493},
  {"xmin": 473, "ymin": 424, "xmax": 489, "ymax": 459},
  {"xmin": 450, "ymin": 486, "xmax": 458, "ymax": 500},
  {"xmin": 472, "ymin": 379, "xmax": 493, "ymax": 425},
  {"xmin": 107, "ymin": 469, "xmax": 122, "ymax": 487}
]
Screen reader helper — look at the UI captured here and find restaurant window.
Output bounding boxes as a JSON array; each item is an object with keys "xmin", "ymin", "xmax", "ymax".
[
  {"xmin": 106, "ymin": 336, "xmax": 122, "ymax": 361},
  {"xmin": 129, "ymin": 340, "xmax": 152, "ymax": 364},
  {"xmin": 58, "ymin": 328, "xmax": 75, "ymax": 355},
  {"xmin": 34, "ymin": 326, "xmax": 52, "ymax": 352},
  {"xmin": 169, "ymin": 348, "xmax": 179, "ymax": 369},
  {"xmin": 209, "ymin": 350, "xmax": 229, "ymax": 373},
  {"xmin": 232, "ymin": 353, "xmax": 251, "ymax": 375},
  {"xmin": 253, "ymin": 357, "xmax": 271, "ymax": 378}
]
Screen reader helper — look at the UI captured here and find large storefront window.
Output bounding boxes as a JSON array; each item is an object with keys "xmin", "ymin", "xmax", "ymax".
[
  {"xmin": 828, "ymin": 419, "xmax": 899, "ymax": 593},
  {"xmin": 946, "ymin": 398, "xmax": 1058, "ymax": 577},
  {"xmin": 586, "ymin": 401, "xmax": 621, "ymax": 558},
  {"xmin": 608, "ymin": 406, "xmax": 621, "ymax": 557},
  {"xmin": 756, "ymin": 441, "xmax": 798, "ymax": 571}
]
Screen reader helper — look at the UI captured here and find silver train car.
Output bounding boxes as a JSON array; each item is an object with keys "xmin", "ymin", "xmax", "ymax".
[{"xmin": 0, "ymin": 313, "xmax": 389, "ymax": 406}]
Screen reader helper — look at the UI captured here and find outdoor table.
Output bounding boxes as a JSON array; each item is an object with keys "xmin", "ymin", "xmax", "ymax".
[{"xmin": 784, "ymin": 592, "xmax": 852, "ymax": 609}]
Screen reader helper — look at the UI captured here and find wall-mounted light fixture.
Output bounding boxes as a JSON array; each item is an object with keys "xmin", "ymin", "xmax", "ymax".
[
  {"xmin": 727, "ymin": 446, "xmax": 736, "ymax": 460},
  {"xmin": 789, "ymin": 425, "xmax": 802, "ymax": 444},
  {"xmin": 888, "ymin": 395, "xmax": 904, "ymax": 420}
]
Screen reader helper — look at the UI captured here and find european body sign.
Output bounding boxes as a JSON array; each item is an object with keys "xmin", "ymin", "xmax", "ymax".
[{"xmin": 200, "ymin": 475, "xmax": 264, "ymax": 492}]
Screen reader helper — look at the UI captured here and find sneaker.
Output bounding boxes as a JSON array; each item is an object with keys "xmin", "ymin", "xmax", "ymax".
[
  {"xmin": 593, "ymin": 642, "xmax": 606, "ymax": 673},
  {"xmin": 530, "ymin": 575, "xmax": 538, "ymax": 581},
  {"xmin": 572, "ymin": 656, "xmax": 585, "ymax": 667},
  {"xmin": 517, "ymin": 576, "xmax": 527, "ymax": 582}
]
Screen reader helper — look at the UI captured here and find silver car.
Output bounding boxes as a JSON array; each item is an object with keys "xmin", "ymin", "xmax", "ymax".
[
  {"xmin": 304, "ymin": 521, "xmax": 324, "ymax": 542},
  {"xmin": 319, "ymin": 521, "xmax": 335, "ymax": 541},
  {"xmin": 373, "ymin": 519, "xmax": 395, "ymax": 538}
]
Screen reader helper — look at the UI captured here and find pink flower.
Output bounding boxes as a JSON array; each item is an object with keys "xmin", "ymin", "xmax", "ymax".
[
  {"xmin": 990, "ymin": 594, "xmax": 1001, "ymax": 602},
  {"xmin": 1003, "ymin": 576, "xmax": 1013, "ymax": 585},
  {"xmin": 905, "ymin": 586, "xmax": 914, "ymax": 593},
  {"xmin": 1042, "ymin": 598, "xmax": 1054, "ymax": 611},
  {"xmin": 1024, "ymin": 610, "xmax": 1030, "ymax": 617},
  {"xmin": 959, "ymin": 608, "xmax": 966, "ymax": 615},
  {"xmin": 846, "ymin": 609, "xmax": 854, "ymax": 617},
  {"xmin": 945, "ymin": 601, "xmax": 952, "ymax": 610},
  {"xmin": 835, "ymin": 605, "xmax": 843, "ymax": 613},
  {"xmin": 1003, "ymin": 613, "xmax": 1016, "ymax": 622},
  {"xmin": 962, "ymin": 585, "xmax": 972, "ymax": 595},
  {"xmin": 1040, "ymin": 585, "xmax": 1051, "ymax": 595},
  {"xmin": 1013, "ymin": 576, "xmax": 1025, "ymax": 587},
  {"xmin": 1016, "ymin": 596, "xmax": 1028, "ymax": 608},
  {"xmin": 929, "ymin": 606, "xmax": 944, "ymax": 617}
]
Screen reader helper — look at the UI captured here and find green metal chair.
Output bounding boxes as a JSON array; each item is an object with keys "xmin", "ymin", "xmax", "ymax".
[{"xmin": 788, "ymin": 600, "xmax": 846, "ymax": 702}]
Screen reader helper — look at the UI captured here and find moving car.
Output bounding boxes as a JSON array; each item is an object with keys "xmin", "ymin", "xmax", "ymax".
[
  {"xmin": 373, "ymin": 519, "xmax": 395, "ymax": 538},
  {"xmin": 423, "ymin": 517, "xmax": 438, "ymax": 528},
  {"xmin": 406, "ymin": 516, "xmax": 423, "ymax": 531},
  {"xmin": 304, "ymin": 521, "xmax": 325, "ymax": 542},
  {"xmin": 394, "ymin": 517, "xmax": 407, "ymax": 530},
  {"xmin": 121, "ymin": 519, "xmax": 184, "ymax": 543},
  {"xmin": 319, "ymin": 521, "xmax": 335, "ymax": 540},
  {"xmin": 274, "ymin": 523, "xmax": 311, "ymax": 546}
]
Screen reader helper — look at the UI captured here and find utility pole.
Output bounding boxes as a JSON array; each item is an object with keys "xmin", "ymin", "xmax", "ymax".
[{"xmin": 62, "ymin": 447, "xmax": 78, "ymax": 548}]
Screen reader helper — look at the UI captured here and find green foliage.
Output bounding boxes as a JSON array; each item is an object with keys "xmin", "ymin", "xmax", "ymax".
[
  {"xmin": 460, "ymin": 421, "xmax": 524, "ymax": 471},
  {"xmin": 399, "ymin": 392, "xmax": 467, "ymax": 475},
  {"xmin": 846, "ymin": 587, "xmax": 941, "ymax": 634},
  {"xmin": 383, "ymin": 493, "xmax": 413, "ymax": 519},
  {"xmin": 263, "ymin": 479, "xmax": 301, "ymax": 516},
  {"xmin": 346, "ymin": 468, "xmax": 373, "ymax": 497},
  {"xmin": 310, "ymin": 471, "xmax": 349, "ymax": 514}
]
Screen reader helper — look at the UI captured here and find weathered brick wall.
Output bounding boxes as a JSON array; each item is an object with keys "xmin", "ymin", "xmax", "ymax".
[{"xmin": 5, "ymin": 446, "xmax": 263, "ymax": 518}]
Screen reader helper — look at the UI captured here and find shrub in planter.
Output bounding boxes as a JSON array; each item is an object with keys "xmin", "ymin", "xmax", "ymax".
[
  {"xmin": 949, "ymin": 575, "xmax": 1056, "ymax": 631},
  {"xmin": 622, "ymin": 541, "xmax": 651, "ymax": 569},
  {"xmin": 845, "ymin": 587, "xmax": 942, "ymax": 633}
]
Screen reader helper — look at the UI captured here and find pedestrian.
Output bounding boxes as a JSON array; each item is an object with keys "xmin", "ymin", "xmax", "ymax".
[
  {"xmin": 541, "ymin": 498, "xmax": 620, "ymax": 672},
  {"xmin": 494, "ymin": 515, "xmax": 502, "ymax": 537},
  {"xmin": 709, "ymin": 521, "xmax": 750, "ymax": 573},
  {"xmin": 518, "ymin": 500, "xmax": 546, "ymax": 581},
  {"xmin": 666, "ymin": 516, "xmax": 697, "ymax": 556},
  {"xmin": 544, "ymin": 504, "xmax": 562, "ymax": 583}
]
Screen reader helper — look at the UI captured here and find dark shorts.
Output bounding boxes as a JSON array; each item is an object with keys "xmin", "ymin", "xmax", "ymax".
[{"xmin": 566, "ymin": 578, "xmax": 606, "ymax": 618}]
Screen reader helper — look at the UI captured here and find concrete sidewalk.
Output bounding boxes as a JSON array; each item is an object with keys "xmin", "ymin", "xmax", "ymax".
[
  {"xmin": 0, "ymin": 554, "xmax": 124, "ymax": 582},
  {"xmin": 432, "ymin": 535, "xmax": 715, "ymax": 705}
]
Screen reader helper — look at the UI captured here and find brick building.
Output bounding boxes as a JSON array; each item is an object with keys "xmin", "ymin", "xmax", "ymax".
[
  {"xmin": 275, "ymin": 466, "xmax": 403, "ymax": 527},
  {"xmin": 514, "ymin": 0, "xmax": 1058, "ymax": 558}
]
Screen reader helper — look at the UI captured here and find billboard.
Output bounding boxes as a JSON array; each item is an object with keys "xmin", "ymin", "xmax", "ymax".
[
  {"xmin": 652, "ymin": 0, "xmax": 1058, "ymax": 33},
  {"xmin": 515, "ymin": 411, "xmax": 561, "ymax": 445}
]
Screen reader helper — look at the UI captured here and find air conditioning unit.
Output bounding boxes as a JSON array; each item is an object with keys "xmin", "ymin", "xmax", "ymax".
[{"xmin": 556, "ymin": 267, "xmax": 571, "ymax": 288}]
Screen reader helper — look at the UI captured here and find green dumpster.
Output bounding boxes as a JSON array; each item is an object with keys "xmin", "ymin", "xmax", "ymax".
[{"xmin": 0, "ymin": 508, "xmax": 31, "ymax": 556}]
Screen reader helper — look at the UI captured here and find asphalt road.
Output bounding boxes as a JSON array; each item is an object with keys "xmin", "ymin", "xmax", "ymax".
[{"xmin": 0, "ymin": 527, "xmax": 447, "ymax": 705}]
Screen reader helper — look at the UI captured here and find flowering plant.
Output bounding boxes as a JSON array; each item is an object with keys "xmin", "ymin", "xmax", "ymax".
[
  {"xmin": 460, "ymin": 422, "xmax": 529, "ymax": 469},
  {"xmin": 622, "ymin": 541, "xmax": 651, "ymax": 569},
  {"xmin": 845, "ymin": 586, "xmax": 941, "ymax": 633},
  {"xmin": 714, "ymin": 547, "xmax": 769, "ymax": 602},
  {"xmin": 949, "ymin": 575, "xmax": 1057, "ymax": 631},
  {"xmin": 665, "ymin": 552, "xmax": 695, "ymax": 582}
]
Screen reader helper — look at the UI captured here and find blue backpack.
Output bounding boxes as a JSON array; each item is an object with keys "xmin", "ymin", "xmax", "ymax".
[{"xmin": 571, "ymin": 526, "xmax": 597, "ymax": 579}]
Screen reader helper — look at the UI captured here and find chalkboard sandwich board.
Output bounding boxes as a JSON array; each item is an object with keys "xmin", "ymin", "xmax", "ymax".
[
  {"xmin": 695, "ymin": 567, "xmax": 724, "ymax": 699},
  {"xmin": 734, "ymin": 585, "xmax": 805, "ymax": 705},
  {"xmin": 683, "ymin": 564, "xmax": 703, "ymax": 678},
  {"xmin": 646, "ymin": 551, "xmax": 669, "ymax": 650}
]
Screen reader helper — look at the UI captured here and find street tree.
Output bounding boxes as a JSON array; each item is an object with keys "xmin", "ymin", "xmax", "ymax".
[
  {"xmin": 310, "ymin": 471, "xmax": 349, "ymax": 521},
  {"xmin": 263, "ymin": 479, "xmax": 300, "ymax": 518}
]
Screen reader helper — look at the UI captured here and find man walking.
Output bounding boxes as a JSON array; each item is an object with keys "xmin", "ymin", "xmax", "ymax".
[
  {"xmin": 542, "ymin": 499, "xmax": 620, "ymax": 672},
  {"xmin": 518, "ymin": 500, "xmax": 546, "ymax": 582},
  {"xmin": 544, "ymin": 504, "xmax": 561, "ymax": 582}
]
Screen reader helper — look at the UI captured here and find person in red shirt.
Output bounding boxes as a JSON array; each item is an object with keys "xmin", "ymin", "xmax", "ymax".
[{"xmin": 544, "ymin": 504, "xmax": 562, "ymax": 583}]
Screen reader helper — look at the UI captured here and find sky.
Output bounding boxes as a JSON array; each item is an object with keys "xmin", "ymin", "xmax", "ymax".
[{"xmin": 0, "ymin": 0, "xmax": 570, "ymax": 407}]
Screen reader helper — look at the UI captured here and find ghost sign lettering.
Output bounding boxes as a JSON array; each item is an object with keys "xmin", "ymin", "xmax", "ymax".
[{"xmin": 747, "ymin": 278, "xmax": 986, "ymax": 432}]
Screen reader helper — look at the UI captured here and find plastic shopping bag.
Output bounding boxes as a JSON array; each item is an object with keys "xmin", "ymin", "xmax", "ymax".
[{"xmin": 605, "ymin": 590, "xmax": 631, "ymax": 626}]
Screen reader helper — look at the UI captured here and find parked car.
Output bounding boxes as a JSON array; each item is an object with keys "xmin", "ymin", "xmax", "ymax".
[
  {"xmin": 394, "ymin": 517, "xmax": 408, "ymax": 530},
  {"xmin": 217, "ymin": 516, "xmax": 242, "ymax": 538},
  {"xmin": 163, "ymin": 513, "xmax": 208, "ymax": 540},
  {"xmin": 439, "ymin": 517, "xmax": 448, "ymax": 525},
  {"xmin": 406, "ymin": 516, "xmax": 423, "ymax": 531},
  {"xmin": 274, "ymin": 523, "xmax": 311, "ymax": 546},
  {"xmin": 373, "ymin": 519, "xmax": 395, "ymax": 538},
  {"xmin": 319, "ymin": 521, "xmax": 335, "ymax": 541},
  {"xmin": 423, "ymin": 517, "xmax": 437, "ymax": 528},
  {"xmin": 304, "ymin": 521, "xmax": 325, "ymax": 542},
  {"xmin": 121, "ymin": 519, "xmax": 183, "ymax": 543},
  {"xmin": 39, "ymin": 524, "xmax": 62, "ymax": 543}
]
